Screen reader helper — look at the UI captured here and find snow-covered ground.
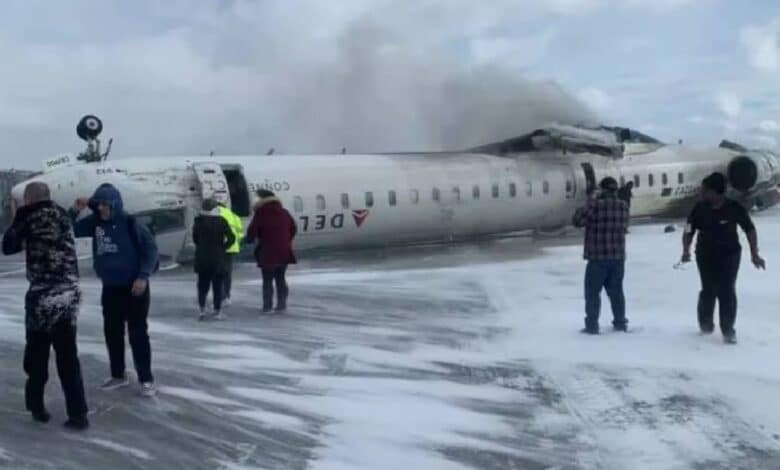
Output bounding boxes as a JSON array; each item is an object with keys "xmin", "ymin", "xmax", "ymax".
[{"xmin": 1, "ymin": 212, "xmax": 780, "ymax": 469}]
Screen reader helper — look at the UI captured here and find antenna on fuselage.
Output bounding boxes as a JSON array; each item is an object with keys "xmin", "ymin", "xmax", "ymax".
[{"xmin": 76, "ymin": 115, "xmax": 112, "ymax": 162}]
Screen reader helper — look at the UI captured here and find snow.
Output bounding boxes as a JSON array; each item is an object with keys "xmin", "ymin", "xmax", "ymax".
[
  {"xmin": 82, "ymin": 438, "xmax": 153, "ymax": 461},
  {"xmin": 1, "ymin": 212, "xmax": 780, "ymax": 468}
]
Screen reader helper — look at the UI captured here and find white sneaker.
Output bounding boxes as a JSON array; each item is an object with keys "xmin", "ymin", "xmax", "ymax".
[
  {"xmin": 101, "ymin": 376, "xmax": 129, "ymax": 391},
  {"xmin": 222, "ymin": 297, "xmax": 232, "ymax": 307},
  {"xmin": 140, "ymin": 382, "xmax": 157, "ymax": 397},
  {"xmin": 213, "ymin": 311, "xmax": 227, "ymax": 321}
]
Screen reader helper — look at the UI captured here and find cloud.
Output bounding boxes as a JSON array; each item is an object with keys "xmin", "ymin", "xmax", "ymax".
[
  {"xmin": 469, "ymin": 29, "xmax": 557, "ymax": 67},
  {"xmin": 740, "ymin": 18, "xmax": 780, "ymax": 71},
  {"xmin": 715, "ymin": 92, "xmax": 742, "ymax": 118},
  {"xmin": 755, "ymin": 135, "xmax": 779, "ymax": 149},
  {"xmin": 578, "ymin": 87, "xmax": 612, "ymax": 113},
  {"xmin": 757, "ymin": 120, "xmax": 780, "ymax": 133}
]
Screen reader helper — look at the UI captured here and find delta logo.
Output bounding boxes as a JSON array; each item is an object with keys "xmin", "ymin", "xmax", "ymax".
[{"xmin": 352, "ymin": 209, "xmax": 370, "ymax": 227}]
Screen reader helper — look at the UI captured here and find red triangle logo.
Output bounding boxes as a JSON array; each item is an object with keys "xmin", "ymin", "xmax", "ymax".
[{"xmin": 352, "ymin": 209, "xmax": 370, "ymax": 227}]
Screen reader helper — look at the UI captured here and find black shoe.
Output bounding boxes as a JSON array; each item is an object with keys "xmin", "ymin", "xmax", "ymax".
[
  {"xmin": 31, "ymin": 409, "xmax": 51, "ymax": 423},
  {"xmin": 64, "ymin": 416, "xmax": 89, "ymax": 431},
  {"xmin": 274, "ymin": 304, "xmax": 287, "ymax": 313},
  {"xmin": 613, "ymin": 324, "xmax": 628, "ymax": 332},
  {"xmin": 723, "ymin": 332, "xmax": 737, "ymax": 344},
  {"xmin": 580, "ymin": 327, "xmax": 599, "ymax": 335},
  {"xmin": 261, "ymin": 306, "xmax": 273, "ymax": 314},
  {"xmin": 700, "ymin": 325, "xmax": 715, "ymax": 335}
]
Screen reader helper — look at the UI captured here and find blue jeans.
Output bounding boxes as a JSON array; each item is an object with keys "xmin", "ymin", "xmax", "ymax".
[{"xmin": 584, "ymin": 260, "xmax": 627, "ymax": 331}]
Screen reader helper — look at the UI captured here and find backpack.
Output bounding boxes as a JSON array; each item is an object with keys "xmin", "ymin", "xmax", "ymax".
[{"xmin": 127, "ymin": 215, "xmax": 160, "ymax": 274}]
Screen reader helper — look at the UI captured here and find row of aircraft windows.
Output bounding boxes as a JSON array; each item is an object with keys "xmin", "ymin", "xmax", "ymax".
[
  {"xmin": 292, "ymin": 181, "xmax": 557, "ymax": 213},
  {"xmin": 621, "ymin": 172, "xmax": 684, "ymax": 189}
]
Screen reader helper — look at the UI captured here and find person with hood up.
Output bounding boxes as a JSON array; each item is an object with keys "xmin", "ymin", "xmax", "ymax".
[
  {"xmin": 217, "ymin": 201, "xmax": 243, "ymax": 306},
  {"xmin": 573, "ymin": 177, "xmax": 630, "ymax": 334},
  {"xmin": 245, "ymin": 189, "xmax": 297, "ymax": 313},
  {"xmin": 681, "ymin": 172, "xmax": 766, "ymax": 344},
  {"xmin": 3, "ymin": 182, "xmax": 89, "ymax": 430},
  {"xmin": 71, "ymin": 183, "xmax": 159, "ymax": 397},
  {"xmin": 193, "ymin": 199, "xmax": 235, "ymax": 320}
]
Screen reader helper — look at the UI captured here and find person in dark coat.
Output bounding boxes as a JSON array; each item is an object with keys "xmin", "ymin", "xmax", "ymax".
[
  {"xmin": 681, "ymin": 172, "xmax": 765, "ymax": 344},
  {"xmin": 71, "ymin": 183, "xmax": 159, "ymax": 397},
  {"xmin": 245, "ymin": 189, "xmax": 297, "ymax": 313},
  {"xmin": 2, "ymin": 182, "xmax": 89, "ymax": 430},
  {"xmin": 193, "ymin": 199, "xmax": 235, "ymax": 321},
  {"xmin": 617, "ymin": 181, "xmax": 633, "ymax": 210}
]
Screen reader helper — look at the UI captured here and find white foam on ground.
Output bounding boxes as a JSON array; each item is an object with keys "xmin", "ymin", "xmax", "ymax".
[{"xmin": 84, "ymin": 438, "xmax": 153, "ymax": 461}]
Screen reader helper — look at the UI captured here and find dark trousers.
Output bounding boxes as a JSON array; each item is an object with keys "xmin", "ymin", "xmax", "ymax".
[
  {"xmin": 696, "ymin": 253, "xmax": 740, "ymax": 334},
  {"xmin": 584, "ymin": 260, "xmax": 627, "ymax": 330},
  {"xmin": 24, "ymin": 320, "xmax": 88, "ymax": 419},
  {"xmin": 262, "ymin": 266, "xmax": 288, "ymax": 309},
  {"xmin": 101, "ymin": 285, "xmax": 154, "ymax": 383},
  {"xmin": 223, "ymin": 254, "xmax": 235, "ymax": 299},
  {"xmin": 198, "ymin": 270, "xmax": 225, "ymax": 311}
]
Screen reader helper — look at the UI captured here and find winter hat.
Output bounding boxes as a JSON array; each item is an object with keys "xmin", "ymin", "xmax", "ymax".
[
  {"xmin": 702, "ymin": 172, "xmax": 726, "ymax": 195},
  {"xmin": 202, "ymin": 198, "xmax": 218, "ymax": 211},
  {"xmin": 599, "ymin": 177, "xmax": 618, "ymax": 192},
  {"xmin": 256, "ymin": 189, "xmax": 275, "ymax": 199}
]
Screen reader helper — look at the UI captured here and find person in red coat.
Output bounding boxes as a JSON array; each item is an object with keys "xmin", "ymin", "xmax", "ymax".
[{"xmin": 246, "ymin": 189, "xmax": 297, "ymax": 312}]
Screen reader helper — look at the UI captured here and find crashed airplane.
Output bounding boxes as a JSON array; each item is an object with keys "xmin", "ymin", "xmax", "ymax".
[{"xmin": 11, "ymin": 116, "xmax": 780, "ymax": 262}]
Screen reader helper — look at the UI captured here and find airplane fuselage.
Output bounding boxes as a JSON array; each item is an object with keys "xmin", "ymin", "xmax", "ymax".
[{"xmin": 12, "ymin": 143, "xmax": 745, "ymax": 263}]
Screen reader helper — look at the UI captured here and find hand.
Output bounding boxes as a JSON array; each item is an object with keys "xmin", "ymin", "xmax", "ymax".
[
  {"xmin": 73, "ymin": 198, "xmax": 88, "ymax": 211},
  {"xmin": 752, "ymin": 253, "xmax": 766, "ymax": 270},
  {"xmin": 681, "ymin": 252, "xmax": 691, "ymax": 263},
  {"xmin": 131, "ymin": 278, "xmax": 148, "ymax": 296}
]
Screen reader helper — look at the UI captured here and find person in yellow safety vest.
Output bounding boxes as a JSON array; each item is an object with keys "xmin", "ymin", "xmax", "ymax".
[{"xmin": 217, "ymin": 202, "xmax": 243, "ymax": 306}]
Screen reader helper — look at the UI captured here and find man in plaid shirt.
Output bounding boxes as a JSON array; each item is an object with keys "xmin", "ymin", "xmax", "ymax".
[{"xmin": 573, "ymin": 177, "xmax": 630, "ymax": 334}]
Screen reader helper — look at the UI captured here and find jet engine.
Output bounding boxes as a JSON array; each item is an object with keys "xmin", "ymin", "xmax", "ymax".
[{"xmin": 727, "ymin": 152, "xmax": 778, "ymax": 193}]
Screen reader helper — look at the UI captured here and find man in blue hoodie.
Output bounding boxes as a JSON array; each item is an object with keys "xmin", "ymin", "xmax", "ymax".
[{"xmin": 71, "ymin": 183, "xmax": 158, "ymax": 397}]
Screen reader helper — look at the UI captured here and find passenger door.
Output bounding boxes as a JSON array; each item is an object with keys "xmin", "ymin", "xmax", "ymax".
[{"xmin": 193, "ymin": 162, "xmax": 231, "ymax": 207}]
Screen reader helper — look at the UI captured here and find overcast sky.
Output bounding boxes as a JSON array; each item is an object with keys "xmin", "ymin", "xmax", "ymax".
[{"xmin": 0, "ymin": 0, "xmax": 778, "ymax": 168}]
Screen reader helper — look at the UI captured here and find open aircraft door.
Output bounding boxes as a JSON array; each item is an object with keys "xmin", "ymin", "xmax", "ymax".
[{"xmin": 193, "ymin": 162, "xmax": 231, "ymax": 207}]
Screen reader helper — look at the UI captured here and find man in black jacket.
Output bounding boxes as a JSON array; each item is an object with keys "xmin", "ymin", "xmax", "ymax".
[
  {"xmin": 681, "ymin": 172, "xmax": 766, "ymax": 344},
  {"xmin": 193, "ymin": 199, "xmax": 235, "ymax": 320},
  {"xmin": 2, "ymin": 182, "xmax": 89, "ymax": 430}
]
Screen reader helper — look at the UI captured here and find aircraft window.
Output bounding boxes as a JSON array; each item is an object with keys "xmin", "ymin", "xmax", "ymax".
[
  {"xmin": 648, "ymin": 174, "xmax": 654, "ymax": 187},
  {"xmin": 492, "ymin": 184, "xmax": 499, "ymax": 198},
  {"xmin": 432, "ymin": 188, "xmax": 440, "ymax": 202},
  {"xmin": 662, "ymin": 173, "xmax": 668, "ymax": 186},
  {"xmin": 543, "ymin": 181, "xmax": 550, "ymax": 194},
  {"xmin": 410, "ymin": 189, "xmax": 419, "ymax": 204},
  {"xmin": 316, "ymin": 195, "xmax": 326, "ymax": 211},
  {"xmin": 526, "ymin": 182, "xmax": 532, "ymax": 197},
  {"xmin": 452, "ymin": 187, "xmax": 461, "ymax": 201},
  {"xmin": 633, "ymin": 175, "xmax": 640, "ymax": 188},
  {"xmin": 472, "ymin": 185, "xmax": 480, "ymax": 199},
  {"xmin": 365, "ymin": 192, "xmax": 374, "ymax": 207},
  {"xmin": 509, "ymin": 183, "xmax": 517, "ymax": 198},
  {"xmin": 678, "ymin": 173, "xmax": 684, "ymax": 184},
  {"xmin": 388, "ymin": 190, "xmax": 397, "ymax": 206},
  {"xmin": 341, "ymin": 193, "xmax": 350, "ymax": 209},
  {"xmin": 293, "ymin": 196, "xmax": 304, "ymax": 213}
]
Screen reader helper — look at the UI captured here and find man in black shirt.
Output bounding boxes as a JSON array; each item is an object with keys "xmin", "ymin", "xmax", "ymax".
[{"xmin": 681, "ymin": 173, "xmax": 766, "ymax": 344}]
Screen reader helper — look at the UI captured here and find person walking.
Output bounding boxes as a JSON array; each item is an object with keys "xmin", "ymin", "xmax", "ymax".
[
  {"xmin": 573, "ymin": 177, "xmax": 630, "ymax": 334},
  {"xmin": 193, "ymin": 199, "xmax": 235, "ymax": 320},
  {"xmin": 217, "ymin": 201, "xmax": 243, "ymax": 306},
  {"xmin": 681, "ymin": 172, "xmax": 765, "ymax": 344},
  {"xmin": 71, "ymin": 183, "xmax": 159, "ymax": 397},
  {"xmin": 3, "ymin": 182, "xmax": 89, "ymax": 430},
  {"xmin": 246, "ymin": 190, "xmax": 297, "ymax": 313}
]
